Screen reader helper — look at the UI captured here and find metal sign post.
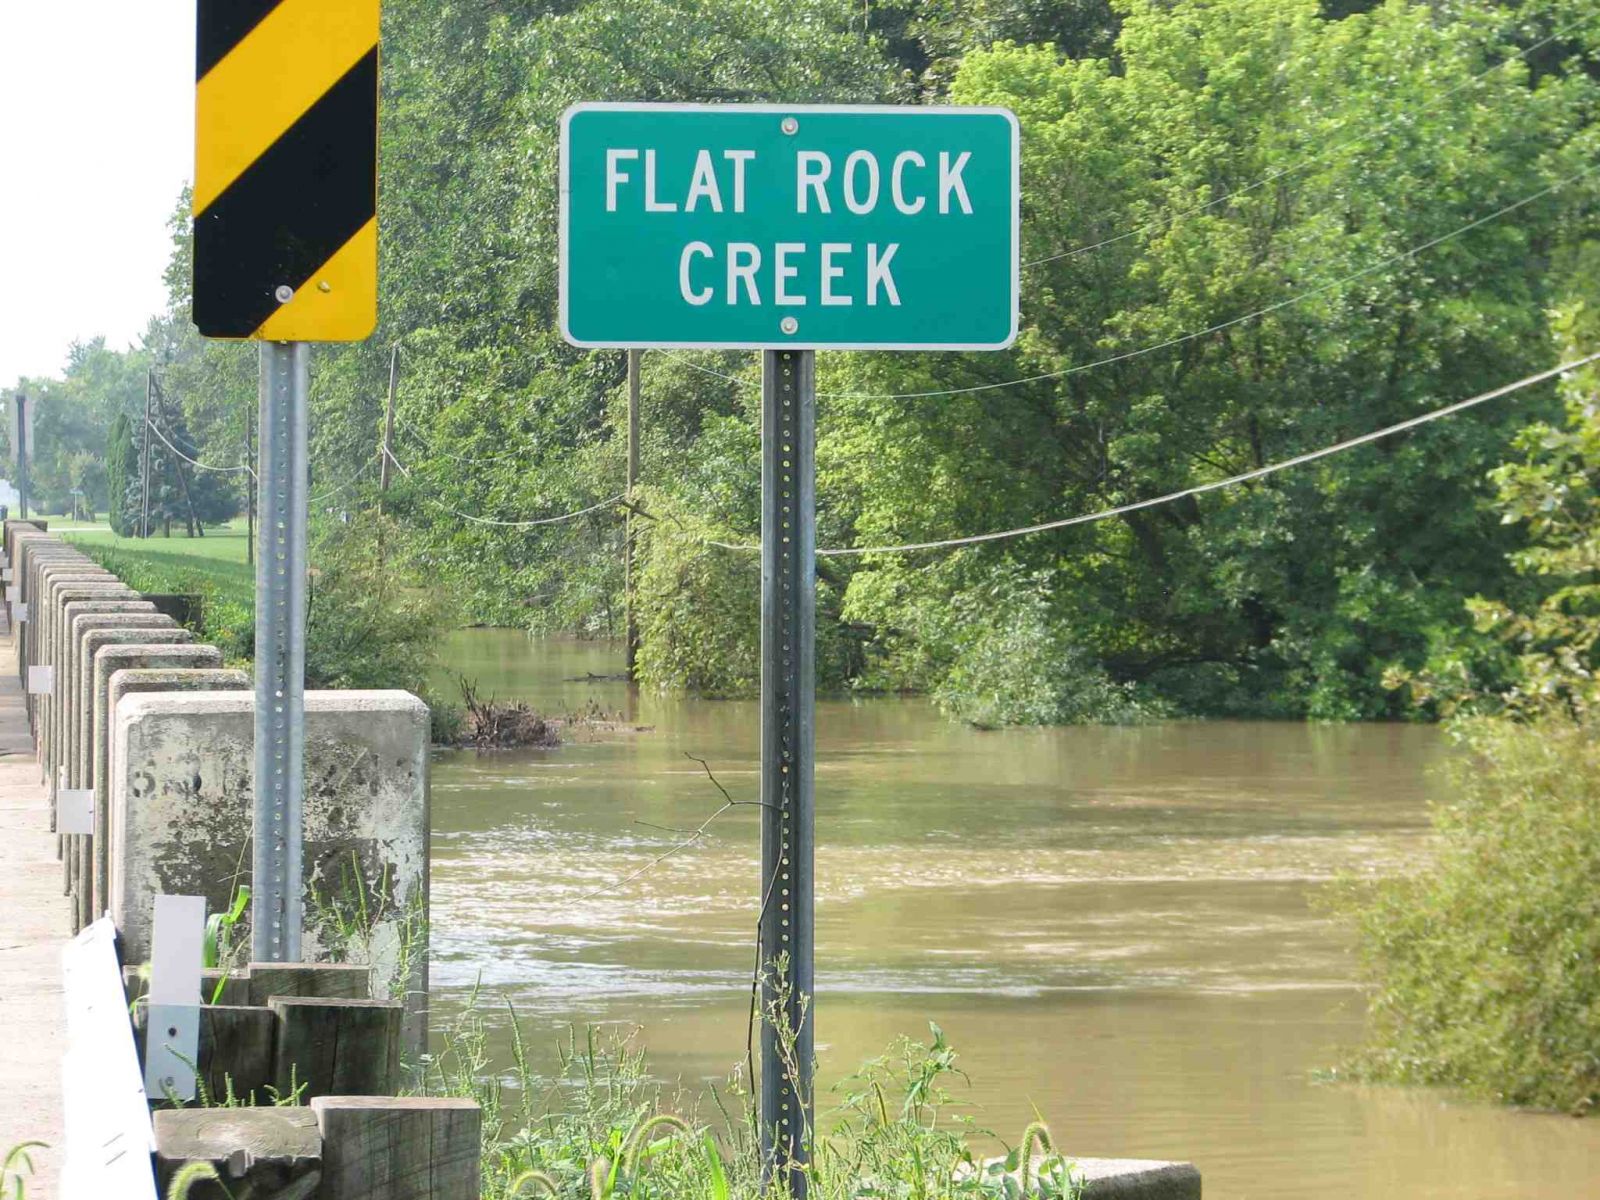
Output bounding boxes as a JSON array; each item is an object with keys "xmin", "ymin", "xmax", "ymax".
[
  {"xmin": 252, "ymin": 342, "xmax": 310, "ymax": 961},
  {"xmin": 559, "ymin": 100, "xmax": 1019, "ymax": 1195},
  {"xmin": 758, "ymin": 349, "xmax": 816, "ymax": 1191},
  {"xmin": 192, "ymin": 0, "xmax": 379, "ymax": 961}
]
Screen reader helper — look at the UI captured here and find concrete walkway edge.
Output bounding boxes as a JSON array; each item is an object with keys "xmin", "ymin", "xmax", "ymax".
[{"xmin": 0, "ymin": 618, "xmax": 66, "ymax": 1197}]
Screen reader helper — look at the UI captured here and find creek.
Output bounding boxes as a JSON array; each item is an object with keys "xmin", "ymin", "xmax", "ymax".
[{"xmin": 428, "ymin": 628, "xmax": 1600, "ymax": 1198}]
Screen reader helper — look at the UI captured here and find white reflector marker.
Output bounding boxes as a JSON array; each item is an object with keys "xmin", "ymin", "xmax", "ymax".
[
  {"xmin": 143, "ymin": 895, "xmax": 204, "ymax": 1102},
  {"xmin": 27, "ymin": 665, "xmax": 52, "ymax": 694},
  {"xmin": 57, "ymin": 788, "xmax": 93, "ymax": 835}
]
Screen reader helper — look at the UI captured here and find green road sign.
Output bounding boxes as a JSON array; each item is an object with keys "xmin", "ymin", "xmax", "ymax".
[{"xmin": 560, "ymin": 103, "xmax": 1019, "ymax": 350}]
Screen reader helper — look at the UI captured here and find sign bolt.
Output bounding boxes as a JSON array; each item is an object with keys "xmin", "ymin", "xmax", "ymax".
[
  {"xmin": 781, "ymin": 316, "xmax": 799, "ymax": 335},
  {"xmin": 274, "ymin": 284, "xmax": 294, "ymax": 304},
  {"xmin": 781, "ymin": 116, "xmax": 799, "ymax": 135}
]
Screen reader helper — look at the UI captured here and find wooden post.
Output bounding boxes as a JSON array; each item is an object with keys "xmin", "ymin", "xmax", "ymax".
[
  {"xmin": 247, "ymin": 961, "xmax": 372, "ymax": 1005},
  {"xmin": 269, "ymin": 996, "xmax": 401, "ymax": 1100},
  {"xmin": 141, "ymin": 372, "xmax": 153, "ymax": 538},
  {"xmin": 625, "ymin": 348, "xmax": 641, "ymax": 678},
  {"xmin": 154, "ymin": 1108, "xmax": 321, "ymax": 1200},
  {"xmin": 154, "ymin": 377, "xmax": 203, "ymax": 538},
  {"xmin": 197, "ymin": 1005, "xmax": 278, "ymax": 1102},
  {"xmin": 379, "ymin": 344, "xmax": 398, "ymax": 511},
  {"xmin": 124, "ymin": 965, "xmax": 252, "ymax": 1007},
  {"xmin": 246, "ymin": 403, "xmax": 255, "ymax": 567},
  {"xmin": 313, "ymin": 1097, "xmax": 481, "ymax": 1200}
]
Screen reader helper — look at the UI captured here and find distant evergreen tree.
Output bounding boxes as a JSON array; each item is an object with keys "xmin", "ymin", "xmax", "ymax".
[{"xmin": 105, "ymin": 414, "xmax": 136, "ymax": 536}]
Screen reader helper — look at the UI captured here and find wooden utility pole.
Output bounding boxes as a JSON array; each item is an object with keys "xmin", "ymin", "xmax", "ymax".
[
  {"xmin": 378, "ymin": 345, "xmax": 398, "ymax": 511},
  {"xmin": 155, "ymin": 377, "xmax": 203, "ymax": 537},
  {"xmin": 140, "ymin": 372, "xmax": 153, "ymax": 538},
  {"xmin": 625, "ymin": 349, "xmax": 641, "ymax": 678},
  {"xmin": 246, "ymin": 404, "xmax": 255, "ymax": 567},
  {"xmin": 14, "ymin": 391, "xmax": 28, "ymax": 520}
]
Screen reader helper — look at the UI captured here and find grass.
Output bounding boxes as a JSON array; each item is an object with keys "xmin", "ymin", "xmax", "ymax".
[
  {"xmin": 60, "ymin": 518, "xmax": 254, "ymax": 592},
  {"xmin": 60, "ymin": 519, "xmax": 256, "ymax": 661},
  {"xmin": 426, "ymin": 994, "xmax": 1083, "ymax": 1200}
]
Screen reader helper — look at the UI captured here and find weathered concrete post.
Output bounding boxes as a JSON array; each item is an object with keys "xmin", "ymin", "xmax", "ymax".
[{"xmin": 109, "ymin": 689, "xmax": 431, "ymax": 1054}]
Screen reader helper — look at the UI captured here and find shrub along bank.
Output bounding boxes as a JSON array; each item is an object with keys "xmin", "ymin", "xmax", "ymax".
[
  {"xmin": 1337, "ymin": 319, "xmax": 1600, "ymax": 1113},
  {"xmin": 69, "ymin": 512, "xmax": 444, "ymax": 702}
]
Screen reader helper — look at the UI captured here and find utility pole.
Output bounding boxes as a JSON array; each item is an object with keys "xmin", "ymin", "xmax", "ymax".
[
  {"xmin": 252, "ymin": 342, "xmax": 309, "ymax": 963},
  {"xmin": 378, "ymin": 344, "xmax": 398, "ymax": 511},
  {"xmin": 140, "ymin": 371, "xmax": 153, "ymax": 539},
  {"xmin": 245, "ymin": 405, "xmax": 255, "ymax": 567},
  {"xmin": 625, "ymin": 349, "xmax": 641, "ymax": 678},
  {"xmin": 155, "ymin": 377, "xmax": 203, "ymax": 537},
  {"xmin": 14, "ymin": 391, "xmax": 28, "ymax": 521}
]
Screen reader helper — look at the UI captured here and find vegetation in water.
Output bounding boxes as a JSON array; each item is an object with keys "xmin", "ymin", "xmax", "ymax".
[
  {"xmin": 446, "ymin": 675, "xmax": 561, "ymax": 749},
  {"xmin": 9, "ymin": 0, "xmax": 1600, "ymax": 725},
  {"xmin": 1336, "ymin": 321, "xmax": 1600, "ymax": 1113},
  {"xmin": 424, "ymin": 993, "xmax": 1081, "ymax": 1199}
]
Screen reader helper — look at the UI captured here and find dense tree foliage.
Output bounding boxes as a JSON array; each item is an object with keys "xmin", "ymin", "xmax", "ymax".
[{"xmin": 8, "ymin": 0, "xmax": 1600, "ymax": 721}]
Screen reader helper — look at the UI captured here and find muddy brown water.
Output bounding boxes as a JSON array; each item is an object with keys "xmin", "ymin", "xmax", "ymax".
[{"xmin": 429, "ymin": 629, "xmax": 1600, "ymax": 1198}]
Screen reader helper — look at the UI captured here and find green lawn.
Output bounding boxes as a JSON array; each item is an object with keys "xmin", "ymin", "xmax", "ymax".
[{"xmin": 60, "ymin": 519, "xmax": 255, "ymax": 594}]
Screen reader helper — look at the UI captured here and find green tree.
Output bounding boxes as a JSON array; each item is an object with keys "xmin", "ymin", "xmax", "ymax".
[
  {"xmin": 821, "ymin": 0, "xmax": 1600, "ymax": 719},
  {"xmin": 106, "ymin": 413, "xmax": 136, "ymax": 535}
]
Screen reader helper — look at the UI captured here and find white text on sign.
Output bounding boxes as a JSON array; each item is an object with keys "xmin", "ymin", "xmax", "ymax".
[{"xmin": 603, "ymin": 147, "xmax": 980, "ymax": 309}]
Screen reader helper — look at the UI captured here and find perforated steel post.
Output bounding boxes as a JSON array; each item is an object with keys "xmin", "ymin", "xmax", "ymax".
[
  {"xmin": 252, "ymin": 341, "xmax": 309, "ymax": 962},
  {"xmin": 759, "ymin": 348, "xmax": 816, "ymax": 1196}
]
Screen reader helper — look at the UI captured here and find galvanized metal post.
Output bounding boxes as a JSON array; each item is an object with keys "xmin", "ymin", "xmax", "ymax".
[
  {"xmin": 252, "ymin": 341, "xmax": 310, "ymax": 962},
  {"xmin": 625, "ymin": 348, "xmax": 641, "ymax": 678},
  {"xmin": 758, "ymin": 348, "xmax": 815, "ymax": 1196}
]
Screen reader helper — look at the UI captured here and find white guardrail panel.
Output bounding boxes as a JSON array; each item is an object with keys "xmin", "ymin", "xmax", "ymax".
[{"xmin": 61, "ymin": 917, "xmax": 157, "ymax": 1200}]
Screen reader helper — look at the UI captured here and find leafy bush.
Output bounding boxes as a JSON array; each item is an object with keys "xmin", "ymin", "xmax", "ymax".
[
  {"xmin": 633, "ymin": 496, "xmax": 761, "ymax": 697},
  {"xmin": 77, "ymin": 513, "xmax": 445, "ymax": 698},
  {"xmin": 1333, "ymin": 711, "xmax": 1600, "ymax": 1112},
  {"xmin": 75, "ymin": 542, "xmax": 255, "ymax": 661},
  {"xmin": 932, "ymin": 570, "xmax": 1159, "ymax": 727},
  {"xmin": 303, "ymin": 514, "xmax": 444, "ymax": 695},
  {"xmin": 849, "ymin": 560, "xmax": 1159, "ymax": 726},
  {"xmin": 1338, "ymin": 317, "xmax": 1600, "ymax": 1111},
  {"xmin": 633, "ymin": 492, "xmax": 855, "ymax": 697}
]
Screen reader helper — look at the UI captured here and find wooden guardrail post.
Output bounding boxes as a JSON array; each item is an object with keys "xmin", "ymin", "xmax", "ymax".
[
  {"xmin": 269, "ymin": 996, "xmax": 402, "ymax": 1100},
  {"xmin": 312, "ymin": 1097, "xmax": 480, "ymax": 1200}
]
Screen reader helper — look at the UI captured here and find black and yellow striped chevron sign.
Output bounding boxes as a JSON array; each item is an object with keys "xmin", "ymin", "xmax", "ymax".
[{"xmin": 192, "ymin": 0, "xmax": 379, "ymax": 341}]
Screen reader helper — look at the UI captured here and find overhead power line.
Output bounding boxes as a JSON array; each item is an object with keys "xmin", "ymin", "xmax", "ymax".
[
  {"xmin": 1023, "ymin": 25, "xmax": 1570, "ymax": 268},
  {"xmin": 146, "ymin": 417, "xmax": 255, "ymax": 477},
  {"xmin": 398, "ymin": 417, "xmax": 532, "ymax": 467},
  {"xmin": 308, "ymin": 454, "xmax": 379, "ymax": 506},
  {"xmin": 667, "ymin": 159, "xmax": 1598, "ymax": 402},
  {"xmin": 700, "ymin": 353, "xmax": 1599, "ymax": 557},
  {"xmin": 382, "ymin": 447, "xmax": 623, "ymax": 528}
]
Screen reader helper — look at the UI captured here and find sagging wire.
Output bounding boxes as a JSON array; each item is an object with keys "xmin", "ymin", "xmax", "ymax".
[
  {"xmin": 381, "ymin": 446, "xmax": 623, "ymax": 528},
  {"xmin": 697, "ymin": 353, "xmax": 1600, "ymax": 556}
]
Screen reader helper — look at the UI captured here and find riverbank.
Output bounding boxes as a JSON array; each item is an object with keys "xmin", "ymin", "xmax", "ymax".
[{"xmin": 0, "ymin": 623, "xmax": 66, "ymax": 1196}]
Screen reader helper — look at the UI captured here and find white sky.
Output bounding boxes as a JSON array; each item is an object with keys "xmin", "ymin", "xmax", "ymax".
[{"xmin": 0, "ymin": 1, "xmax": 194, "ymax": 385}]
